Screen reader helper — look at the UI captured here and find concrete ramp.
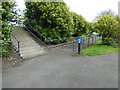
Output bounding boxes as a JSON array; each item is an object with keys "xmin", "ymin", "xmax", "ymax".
[{"xmin": 11, "ymin": 26, "xmax": 46, "ymax": 59}]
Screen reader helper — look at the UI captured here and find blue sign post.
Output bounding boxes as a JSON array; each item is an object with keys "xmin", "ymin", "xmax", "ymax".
[{"xmin": 77, "ymin": 38, "xmax": 82, "ymax": 55}]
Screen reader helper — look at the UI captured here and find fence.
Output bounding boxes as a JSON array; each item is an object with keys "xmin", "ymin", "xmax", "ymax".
[
  {"xmin": 72, "ymin": 37, "xmax": 102, "ymax": 55},
  {"xmin": 47, "ymin": 36, "xmax": 101, "ymax": 50},
  {"xmin": 19, "ymin": 22, "xmax": 102, "ymax": 51}
]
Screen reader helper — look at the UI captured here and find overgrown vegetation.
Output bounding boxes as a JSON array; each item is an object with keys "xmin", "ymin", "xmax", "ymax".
[
  {"xmin": 24, "ymin": 2, "xmax": 89, "ymax": 44},
  {"xmin": 24, "ymin": 2, "xmax": 73, "ymax": 43},
  {"xmin": 1, "ymin": 2, "xmax": 20, "ymax": 57},
  {"xmin": 70, "ymin": 12, "xmax": 89, "ymax": 36},
  {"xmin": 94, "ymin": 10, "xmax": 119, "ymax": 47}
]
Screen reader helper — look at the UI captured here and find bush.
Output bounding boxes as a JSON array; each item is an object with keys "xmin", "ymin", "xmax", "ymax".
[
  {"xmin": 24, "ymin": 2, "xmax": 74, "ymax": 44},
  {"xmin": 94, "ymin": 14, "xmax": 118, "ymax": 46},
  {"xmin": 70, "ymin": 12, "xmax": 88, "ymax": 36}
]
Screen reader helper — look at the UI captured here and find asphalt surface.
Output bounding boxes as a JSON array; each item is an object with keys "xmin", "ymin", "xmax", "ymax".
[{"xmin": 2, "ymin": 48, "xmax": 118, "ymax": 88}]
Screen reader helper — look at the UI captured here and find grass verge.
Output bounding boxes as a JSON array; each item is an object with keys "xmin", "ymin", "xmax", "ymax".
[{"xmin": 81, "ymin": 40, "xmax": 119, "ymax": 56}]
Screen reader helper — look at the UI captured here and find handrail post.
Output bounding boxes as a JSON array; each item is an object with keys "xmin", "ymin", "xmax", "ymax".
[
  {"xmin": 95, "ymin": 37, "xmax": 96, "ymax": 42},
  {"xmin": 73, "ymin": 41, "xmax": 75, "ymax": 54},
  {"xmin": 18, "ymin": 40, "xmax": 20, "ymax": 56},
  {"xmin": 92, "ymin": 37, "xmax": 93, "ymax": 45},
  {"xmin": 48, "ymin": 40, "xmax": 50, "ymax": 51}
]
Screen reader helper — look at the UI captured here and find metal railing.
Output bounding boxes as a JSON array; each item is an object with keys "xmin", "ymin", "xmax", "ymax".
[
  {"xmin": 72, "ymin": 36, "xmax": 102, "ymax": 55},
  {"xmin": 10, "ymin": 33, "xmax": 20, "ymax": 55},
  {"xmin": 23, "ymin": 23, "xmax": 48, "ymax": 48},
  {"xmin": 22, "ymin": 22, "xmax": 102, "ymax": 50},
  {"xmin": 23, "ymin": 22, "xmax": 82, "ymax": 49},
  {"xmin": 23, "ymin": 23, "xmax": 80, "ymax": 48},
  {"xmin": 24, "ymin": 26, "xmax": 47, "ymax": 47}
]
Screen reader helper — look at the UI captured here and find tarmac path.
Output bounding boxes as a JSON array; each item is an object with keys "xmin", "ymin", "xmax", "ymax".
[{"xmin": 2, "ymin": 47, "xmax": 118, "ymax": 88}]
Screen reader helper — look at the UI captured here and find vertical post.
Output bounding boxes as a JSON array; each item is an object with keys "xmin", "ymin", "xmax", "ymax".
[
  {"xmin": 73, "ymin": 41, "xmax": 75, "ymax": 54},
  {"xmin": 49, "ymin": 40, "xmax": 50, "ymax": 51},
  {"xmin": 62, "ymin": 43, "xmax": 64, "ymax": 48},
  {"xmin": 41, "ymin": 36, "xmax": 42, "ymax": 41},
  {"xmin": 78, "ymin": 43, "xmax": 81, "ymax": 55},
  {"xmin": 92, "ymin": 37, "xmax": 93, "ymax": 45},
  {"xmin": 18, "ymin": 41, "xmax": 20, "ymax": 56},
  {"xmin": 83, "ymin": 39, "xmax": 84, "ymax": 49},
  {"xmin": 95, "ymin": 37, "xmax": 96, "ymax": 42}
]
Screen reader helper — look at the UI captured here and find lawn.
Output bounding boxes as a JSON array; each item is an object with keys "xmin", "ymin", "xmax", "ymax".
[{"xmin": 81, "ymin": 40, "xmax": 119, "ymax": 56}]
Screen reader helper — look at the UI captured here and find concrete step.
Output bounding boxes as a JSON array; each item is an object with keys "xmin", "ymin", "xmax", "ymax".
[
  {"xmin": 13, "ymin": 41, "xmax": 40, "ymax": 47},
  {"xmin": 11, "ymin": 37, "xmax": 35, "ymax": 43},
  {"xmin": 20, "ymin": 47, "xmax": 43, "ymax": 54},
  {"xmin": 21, "ymin": 50, "xmax": 46, "ymax": 59},
  {"xmin": 12, "ymin": 26, "xmax": 47, "ymax": 59},
  {"xmin": 20, "ymin": 45, "xmax": 43, "ymax": 51}
]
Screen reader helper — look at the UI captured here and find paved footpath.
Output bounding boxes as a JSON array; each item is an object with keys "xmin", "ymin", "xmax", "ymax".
[{"xmin": 2, "ymin": 48, "xmax": 118, "ymax": 88}]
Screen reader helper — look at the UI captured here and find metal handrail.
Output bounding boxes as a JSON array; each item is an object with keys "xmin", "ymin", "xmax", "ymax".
[
  {"xmin": 24, "ymin": 22, "xmax": 81, "ymax": 42},
  {"xmin": 23, "ymin": 22, "xmax": 99, "ymax": 49},
  {"xmin": 10, "ymin": 33, "xmax": 20, "ymax": 55},
  {"xmin": 24, "ymin": 26, "xmax": 47, "ymax": 47},
  {"xmin": 27, "ymin": 23, "xmax": 47, "ymax": 40},
  {"xmin": 12, "ymin": 33, "xmax": 19, "ymax": 42}
]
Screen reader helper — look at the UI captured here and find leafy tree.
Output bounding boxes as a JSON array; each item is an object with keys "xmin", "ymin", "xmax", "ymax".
[
  {"xmin": 70, "ymin": 12, "xmax": 88, "ymax": 36},
  {"xmin": 113, "ymin": 15, "xmax": 120, "ymax": 43},
  {"xmin": 87, "ymin": 22, "xmax": 96, "ymax": 35},
  {"xmin": 94, "ymin": 14, "xmax": 118, "ymax": 46},
  {"xmin": 24, "ymin": 2, "xmax": 74, "ymax": 43}
]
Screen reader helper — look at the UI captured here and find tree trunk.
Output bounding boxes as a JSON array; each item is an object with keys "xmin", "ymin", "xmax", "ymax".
[{"xmin": 102, "ymin": 34, "xmax": 106, "ymax": 45}]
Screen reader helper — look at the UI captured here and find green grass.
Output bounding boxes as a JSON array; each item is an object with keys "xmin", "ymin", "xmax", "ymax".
[{"xmin": 81, "ymin": 40, "xmax": 119, "ymax": 56}]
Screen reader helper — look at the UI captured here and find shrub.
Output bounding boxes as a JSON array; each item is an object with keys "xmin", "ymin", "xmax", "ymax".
[
  {"xmin": 24, "ymin": 2, "xmax": 74, "ymax": 43},
  {"xmin": 70, "ymin": 12, "xmax": 88, "ymax": 36},
  {"xmin": 94, "ymin": 14, "xmax": 118, "ymax": 45}
]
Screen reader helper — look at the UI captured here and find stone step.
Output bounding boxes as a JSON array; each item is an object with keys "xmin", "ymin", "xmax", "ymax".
[
  {"xmin": 13, "ymin": 41, "xmax": 40, "ymax": 47},
  {"xmin": 12, "ymin": 26, "xmax": 47, "ymax": 59},
  {"xmin": 11, "ymin": 37, "xmax": 35, "ymax": 43},
  {"xmin": 20, "ymin": 47, "xmax": 43, "ymax": 54},
  {"xmin": 20, "ymin": 45, "xmax": 43, "ymax": 51},
  {"xmin": 21, "ymin": 50, "xmax": 46, "ymax": 59}
]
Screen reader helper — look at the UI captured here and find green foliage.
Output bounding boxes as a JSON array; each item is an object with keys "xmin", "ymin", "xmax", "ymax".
[
  {"xmin": 113, "ymin": 15, "xmax": 120, "ymax": 43},
  {"xmin": 87, "ymin": 22, "xmax": 97, "ymax": 35},
  {"xmin": 24, "ymin": 2, "xmax": 73, "ymax": 43},
  {"xmin": 1, "ymin": 2, "xmax": 18, "ymax": 57},
  {"xmin": 70, "ymin": 12, "xmax": 88, "ymax": 36},
  {"xmin": 94, "ymin": 14, "xmax": 118, "ymax": 46}
]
